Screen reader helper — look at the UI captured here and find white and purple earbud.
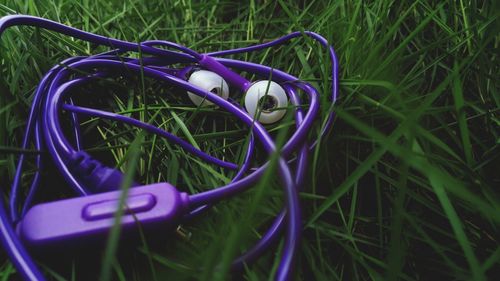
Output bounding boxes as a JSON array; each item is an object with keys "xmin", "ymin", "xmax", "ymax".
[
  {"xmin": 187, "ymin": 70, "xmax": 288, "ymax": 124},
  {"xmin": 187, "ymin": 70, "xmax": 229, "ymax": 106},
  {"xmin": 244, "ymin": 80, "xmax": 288, "ymax": 124}
]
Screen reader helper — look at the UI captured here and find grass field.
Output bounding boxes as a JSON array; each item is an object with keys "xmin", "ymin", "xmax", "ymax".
[{"xmin": 0, "ymin": 0, "xmax": 499, "ymax": 280}]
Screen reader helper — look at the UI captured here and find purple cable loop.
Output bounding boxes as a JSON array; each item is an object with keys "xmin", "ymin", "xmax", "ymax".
[
  {"xmin": 9, "ymin": 56, "xmax": 87, "ymax": 222},
  {"xmin": 62, "ymin": 60, "xmax": 298, "ymax": 280},
  {"xmin": 207, "ymin": 31, "xmax": 339, "ymax": 148},
  {"xmin": 45, "ymin": 59, "xmax": 305, "ymax": 201},
  {"xmin": 0, "ymin": 191, "xmax": 44, "ymax": 281},
  {"xmin": 43, "ymin": 59, "xmax": 303, "ymax": 280},
  {"xmin": 20, "ymin": 121, "xmax": 44, "ymax": 217},
  {"xmin": 0, "ymin": 15, "xmax": 339, "ymax": 281},
  {"xmin": 176, "ymin": 98, "xmax": 256, "ymax": 220},
  {"xmin": 231, "ymin": 84, "xmax": 309, "ymax": 269},
  {"xmin": 0, "ymin": 15, "xmax": 199, "ymax": 60}
]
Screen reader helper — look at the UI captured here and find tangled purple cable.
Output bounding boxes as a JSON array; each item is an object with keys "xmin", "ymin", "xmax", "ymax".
[{"xmin": 0, "ymin": 15, "xmax": 338, "ymax": 281}]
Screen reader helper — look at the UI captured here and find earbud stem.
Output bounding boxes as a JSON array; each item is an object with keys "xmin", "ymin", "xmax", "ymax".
[{"xmin": 198, "ymin": 55, "xmax": 251, "ymax": 91}]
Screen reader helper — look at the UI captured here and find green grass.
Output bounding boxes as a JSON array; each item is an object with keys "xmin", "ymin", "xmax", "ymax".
[{"xmin": 0, "ymin": 0, "xmax": 499, "ymax": 280}]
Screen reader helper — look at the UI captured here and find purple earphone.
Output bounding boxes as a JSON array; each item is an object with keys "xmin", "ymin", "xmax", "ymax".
[{"xmin": 0, "ymin": 15, "xmax": 339, "ymax": 281}]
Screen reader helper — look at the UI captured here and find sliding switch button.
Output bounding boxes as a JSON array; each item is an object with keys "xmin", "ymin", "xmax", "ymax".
[{"xmin": 82, "ymin": 193, "xmax": 156, "ymax": 221}]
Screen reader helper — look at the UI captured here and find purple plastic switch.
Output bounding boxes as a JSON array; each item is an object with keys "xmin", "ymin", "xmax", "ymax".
[{"xmin": 17, "ymin": 183, "xmax": 189, "ymax": 247}]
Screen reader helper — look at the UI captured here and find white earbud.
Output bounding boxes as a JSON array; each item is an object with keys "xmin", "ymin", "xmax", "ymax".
[
  {"xmin": 244, "ymin": 80, "xmax": 288, "ymax": 124},
  {"xmin": 187, "ymin": 70, "xmax": 229, "ymax": 106}
]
